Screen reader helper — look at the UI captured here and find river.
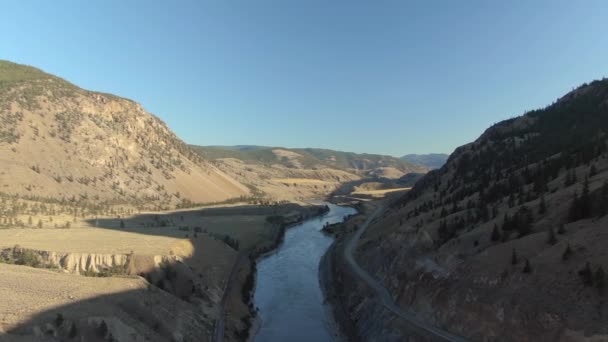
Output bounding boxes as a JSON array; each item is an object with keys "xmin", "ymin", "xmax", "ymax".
[{"xmin": 253, "ymin": 203, "xmax": 357, "ymax": 342}]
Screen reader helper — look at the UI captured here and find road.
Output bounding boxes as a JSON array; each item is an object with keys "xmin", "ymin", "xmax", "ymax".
[
  {"xmin": 213, "ymin": 252, "xmax": 247, "ymax": 342},
  {"xmin": 343, "ymin": 205, "xmax": 468, "ymax": 342}
]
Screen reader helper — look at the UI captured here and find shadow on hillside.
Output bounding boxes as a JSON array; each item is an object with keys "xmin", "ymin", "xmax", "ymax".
[{"xmin": 2, "ymin": 203, "xmax": 315, "ymax": 341}]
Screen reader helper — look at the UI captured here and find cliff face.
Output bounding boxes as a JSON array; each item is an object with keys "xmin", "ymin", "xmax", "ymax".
[
  {"xmin": 0, "ymin": 60, "xmax": 248, "ymax": 208},
  {"xmin": 341, "ymin": 79, "xmax": 608, "ymax": 340}
]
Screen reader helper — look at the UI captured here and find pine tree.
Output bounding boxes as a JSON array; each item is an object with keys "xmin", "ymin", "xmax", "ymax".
[
  {"xmin": 491, "ymin": 224, "xmax": 501, "ymax": 242},
  {"xmin": 569, "ymin": 191, "xmax": 581, "ymax": 222},
  {"xmin": 516, "ymin": 206, "xmax": 533, "ymax": 237},
  {"xmin": 97, "ymin": 320, "xmax": 108, "ymax": 337},
  {"xmin": 37, "ymin": 219, "xmax": 43, "ymax": 228},
  {"xmin": 68, "ymin": 322, "xmax": 78, "ymax": 338},
  {"xmin": 54, "ymin": 313, "xmax": 64, "ymax": 327},
  {"xmin": 547, "ymin": 227, "xmax": 557, "ymax": 245},
  {"xmin": 523, "ymin": 259, "xmax": 532, "ymax": 273},
  {"xmin": 562, "ymin": 243, "xmax": 573, "ymax": 261},
  {"xmin": 539, "ymin": 194, "xmax": 547, "ymax": 215},
  {"xmin": 508, "ymin": 193, "xmax": 515, "ymax": 208},
  {"xmin": 511, "ymin": 248, "xmax": 518, "ymax": 265},
  {"xmin": 581, "ymin": 177, "xmax": 591, "ymax": 218},
  {"xmin": 557, "ymin": 223, "xmax": 566, "ymax": 234},
  {"xmin": 28, "ymin": 216, "xmax": 32, "ymax": 226},
  {"xmin": 579, "ymin": 262, "xmax": 594, "ymax": 286},
  {"xmin": 502, "ymin": 213, "xmax": 511, "ymax": 231},
  {"xmin": 590, "ymin": 164, "xmax": 598, "ymax": 177},
  {"xmin": 120, "ymin": 220, "xmax": 125, "ymax": 229},
  {"xmin": 596, "ymin": 266, "xmax": 605, "ymax": 294}
]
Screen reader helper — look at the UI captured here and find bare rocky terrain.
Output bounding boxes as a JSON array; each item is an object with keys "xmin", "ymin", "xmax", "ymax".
[{"xmin": 329, "ymin": 79, "xmax": 608, "ymax": 341}]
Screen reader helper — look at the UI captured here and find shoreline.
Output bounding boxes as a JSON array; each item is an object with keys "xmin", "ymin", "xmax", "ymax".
[
  {"xmin": 319, "ymin": 241, "xmax": 359, "ymax": 342},
  {"xmin": 318, "ymin": 199, "xmax": 382, "ymax": 342},
  {"xmin": 218, "ymin": 203, "xmax": 330, "ymax": 341},
  {"xmin": 318, "ymin": 207, "xmax": 363, "ymax": 342}
]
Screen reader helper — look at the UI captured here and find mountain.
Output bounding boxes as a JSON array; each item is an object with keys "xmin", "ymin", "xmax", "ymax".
[
  {"xmin": 0, "ymin": 60, "xmax": 248, "ymax": 209},
  {"xmin": 192, "ymin": 145, "xmax": 427, "ymax": 176},
  {"xmin": 190, "ymin": 145, "xmax": 429, "ymax": 201},
  {"xmin": 400, "ymin": 153, "xmax": 448, "ymax": 169},
  {"xmin": 339, "ymin": 78, "xmax": 608, "ymax": 340}
]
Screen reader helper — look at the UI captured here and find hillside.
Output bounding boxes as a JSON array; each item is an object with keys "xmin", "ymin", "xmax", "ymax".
[
  {"xmin": 192, "ymin": 145, "xmax": 426, "ymax": 177},
  {"xmin": 0, "ymin": 60, "xmax": 248, "ymax": 211},
  {"xmin": 339, "ymin": 78, "xmax": 608, "ymax": 340},
  {"xmin": 191, "ymin": 145, "xmax": 428, "ymax": 201},
  {"xmin": 400, "ymin": 153, "xmax": 448, "ymax": 169}
]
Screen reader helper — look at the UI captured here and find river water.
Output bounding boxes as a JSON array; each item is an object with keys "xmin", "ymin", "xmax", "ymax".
[{"xmin": 253, "ymin": 203, "xmax": 357, "ymax": 342}]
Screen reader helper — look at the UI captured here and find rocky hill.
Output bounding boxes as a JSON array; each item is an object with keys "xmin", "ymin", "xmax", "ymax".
[
  {"xmin": 400, "ymin": 153, "xmax": 448, "ymax": 169},
  {"xmin": 0, "ymin": 60, "xmax": 248, "ymax": 211},
  {"xmin": 343, "ymin": 78, "xmax": 608, "ymax": 340}
]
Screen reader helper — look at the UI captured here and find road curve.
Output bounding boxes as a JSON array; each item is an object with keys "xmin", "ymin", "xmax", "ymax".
[{"xmin": 343, "ymin": 205, "xmax": 468, "ymax": 342}]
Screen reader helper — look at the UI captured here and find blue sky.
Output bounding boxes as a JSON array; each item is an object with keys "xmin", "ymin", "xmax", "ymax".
[{"xmin": 2, "ymin": 1, "xmax": 608, "ymax": 156}]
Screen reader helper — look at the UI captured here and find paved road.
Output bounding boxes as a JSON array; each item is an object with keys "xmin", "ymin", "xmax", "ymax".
[{"xmin": 344, "ymin": 205, "xmax": 468, "ymax": 342}]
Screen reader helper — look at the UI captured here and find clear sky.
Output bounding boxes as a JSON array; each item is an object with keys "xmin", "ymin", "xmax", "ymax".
[{"xmin": 2, "ymin": 1, "xmax": 608, "ymax": 156}]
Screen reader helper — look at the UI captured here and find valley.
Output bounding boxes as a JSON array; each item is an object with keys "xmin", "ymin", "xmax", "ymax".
[
  {"xmin": 0, "ymin": 60, "xmax": 424, "ymax": 342},
  {"xmin": 2, "ymin": 8, "xmax": 607, "ymax": 340}
]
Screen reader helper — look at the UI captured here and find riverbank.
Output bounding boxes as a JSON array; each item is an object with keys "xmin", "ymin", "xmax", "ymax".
[
  {"xmin": 217, "ymin": 203, "xmax": 330, "ymax": 341},
  {"xmin": 319, "ymin": 242, "xmax": 358, "ymax": 342},
  {"xmin": 319, "ymin": 201, "xmax": 372, "ymax": 342},
  {"xmin": 320, "ymin": 200, "xmax": 406, "ymax": 342},
  {"xmin": 251, "ymin": 203, "xmax": 356, "ymax": 341}
]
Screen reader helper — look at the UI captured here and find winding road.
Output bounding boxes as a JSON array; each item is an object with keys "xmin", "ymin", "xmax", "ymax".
[{"xmin": 343, "ymin": 205, "xmax": 468, "ymax": 342}]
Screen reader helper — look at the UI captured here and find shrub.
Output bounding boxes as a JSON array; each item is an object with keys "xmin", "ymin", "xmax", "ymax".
[
  {"xmin": 54, "ymin": 313, "xmax": 64, "ymax": 327},
  {"xmin": 97, "ymin": 320, "xmax": 108, "ymax": 337},
  {"xmin": 68, "ymin": 322, "xmax": 78, "ymax": 338},
  {"xmin": 596, "ymin": 266, "xmax": 605, "ymax": 293},
  {"xmin": 547, "ymin": 227, "xmax": 557, "ymax": 245},
  {"xmin": 562, "ymin": 243, "xmax": 573, "ymax": 261},
  {"xmin": 511, "ymin": 248, "xmax": 518, "ymax": 265},
  {"xmin": 579, "ymin": 262, "xmax": 594, "ymax": 286},
  {"xmin": 15, "ymin": 249, "xmax": 41, "ymax": 267},
  {"xmin": 490, "ymin": 224, "xmax": 501, "ymax": 242}
]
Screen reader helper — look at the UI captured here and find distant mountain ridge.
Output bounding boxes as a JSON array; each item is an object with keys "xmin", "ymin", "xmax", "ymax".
[
  {"xmin": 400, "ymin": 153, "xmax": 448, "ymax": 169},
  {"xmin": 189, "ymin": 145, "xmax": 429, "ymax": 201},
  {"xmin": 191, "ymin": 145, "xmax": 428, "ymax": 176}
]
